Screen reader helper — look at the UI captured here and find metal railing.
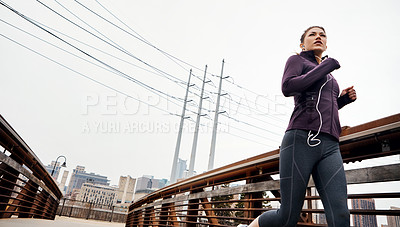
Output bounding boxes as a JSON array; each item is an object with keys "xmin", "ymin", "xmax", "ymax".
[
  {"xmin": 57, "ymin": 198, "xmax": 128, "ymax": 223},
  {"xmin": 0, "ymin": 115, "xmax": 63, "ymax": 219},
  {"xmin": 126, "ymin": 113, "xmax": 400, "ymax": 226}
]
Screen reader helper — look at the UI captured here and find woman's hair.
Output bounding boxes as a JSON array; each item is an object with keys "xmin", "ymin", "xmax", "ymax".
[{"xmin": 300, "ymin": 26, "xmax": 325, "ymax": 43}]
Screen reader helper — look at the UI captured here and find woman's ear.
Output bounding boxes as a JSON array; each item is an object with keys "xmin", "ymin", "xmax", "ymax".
[{"xmin": 300, "ymin": 43, "xmax": 305, "ymax": 51}]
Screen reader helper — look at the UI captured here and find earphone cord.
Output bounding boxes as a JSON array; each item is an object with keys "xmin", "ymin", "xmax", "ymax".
[{"xmin": 307, "ymin": 75, "xmax": 332, "ymax": 147}]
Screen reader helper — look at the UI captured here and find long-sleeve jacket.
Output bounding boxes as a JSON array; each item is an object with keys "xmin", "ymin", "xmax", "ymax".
[{"xmin": 282, "ymin": 50, "xmax": 351, "ymax": 140}]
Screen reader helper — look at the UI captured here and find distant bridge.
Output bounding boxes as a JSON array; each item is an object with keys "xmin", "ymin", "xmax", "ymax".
[{"xmin": 126, "ymin": 114, "xmax": 400, "ymax": 226}]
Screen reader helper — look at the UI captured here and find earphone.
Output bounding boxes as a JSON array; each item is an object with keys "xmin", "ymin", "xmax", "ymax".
[{"xmin": 306, "ymin": 74, "xmax": 332, "ymax": 147}]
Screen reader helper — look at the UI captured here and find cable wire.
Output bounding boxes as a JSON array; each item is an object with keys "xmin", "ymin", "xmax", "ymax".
[
  {"xmin": 0, "ymin": 32, "xmax": 181, "ymax": 118},
  {"xmin": 0, "ymin": 1, "xmax": 186, "ymax": 108},
  {"xmin": 76, "ymin": 0, "xmax": 289, "ymax": 114},
  {"xmin": 34, "ymin": 0, "xmax": 192, "ymax": 90}
]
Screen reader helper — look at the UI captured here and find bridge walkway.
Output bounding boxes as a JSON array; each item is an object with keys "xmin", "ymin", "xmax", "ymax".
[{"xmin": 0, "ymin": 216, "xmax": 124, "ymax": 227}]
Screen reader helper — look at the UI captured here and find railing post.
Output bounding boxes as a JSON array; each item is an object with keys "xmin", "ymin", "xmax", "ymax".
[
  {"xmin": 244, "ymin": 172, "xmax": 264, "ymax": 219},
  {"xmin": 69, "ymin": 202, "xmax": 73, "ymax": 217},
  {"xmin": 187, "ymin": 189, "xmax": 201, "ymax": 226},
  {"xmin": 139, "ymin": 209, "xmax": 145, "ymax": 226},
  {"xmin": 59, "ymin": 198, "xmax": 66, "ymax": 216},
  {"xmin": 132, "ymin": 210, "xmax": 140, "ymax": 227},
  {"xmin": 19, "ymin": 181, "xmax": 39, "ymax": 218},
  {"xmin": 48, "ymin": 196, "xmax": 59, "ymax": 220},
  {"xmin": 34, "ymin": 189, "xmax": 48, "ymax": 218},
  {"xmin": 109, "ymin": 205, "xmax": 114, "ymax": 222},
  {"xmin": 200, "ymin": 197, "xmax": 219, "ymax": 226},
  {"xmin": 0, "ymin": 156, "xmax": 22, "ymax": 218},
  {"xmin": 143, "ymin": 207, "xmax": 153, "ymax": 226},
  {"xmin": 159, "ymin": 196, "xmax": 172, "ymax": 225},
  {"xmin": 86, "ymin": 202, "xmax": 93, "ymax": 220},
  {"xmin": 304, "ymin": 187, "xmax": 313, "ymax": 223}
]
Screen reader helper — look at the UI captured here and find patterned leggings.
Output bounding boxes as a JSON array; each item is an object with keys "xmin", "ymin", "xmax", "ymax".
[{"xmin": 258, "ymin": 129, "xmax": 350, "ymax": 227}]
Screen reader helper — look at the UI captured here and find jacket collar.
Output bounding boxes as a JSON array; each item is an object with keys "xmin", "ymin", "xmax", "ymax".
[{"xmin": 300, "ymin": 50, "xmax": 327, "ymax": 64}]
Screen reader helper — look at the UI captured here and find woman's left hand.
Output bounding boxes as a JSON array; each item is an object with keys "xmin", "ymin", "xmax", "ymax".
[{"xmin": 340, "ymin": 86, "xmax": 357, "ymax": 101}]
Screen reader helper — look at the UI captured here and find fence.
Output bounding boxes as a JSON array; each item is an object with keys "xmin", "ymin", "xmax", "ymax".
[
  {"xmin": 126, "ymin": 114, "xmax": 400, "ymax": 226},
  {"xmin": 0, "ymin": 115, "xmax": 63, "ymax": 219},
  {"xmin": 57, "ymin": 198, "xmax": 128, "ymax": 223}
]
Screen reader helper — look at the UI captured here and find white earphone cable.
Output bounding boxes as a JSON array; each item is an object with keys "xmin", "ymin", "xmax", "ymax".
[{"xmin": 307, "ymin": 74, "xmax": 332, "ymax": 147}]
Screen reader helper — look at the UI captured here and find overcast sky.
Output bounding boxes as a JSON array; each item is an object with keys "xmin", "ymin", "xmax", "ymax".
[{"xmin": 1, "ymin": 1, "xmax": 399, "ymax": 220}]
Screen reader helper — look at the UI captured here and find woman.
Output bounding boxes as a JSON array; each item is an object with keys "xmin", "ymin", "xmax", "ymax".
[{"xmin": 249, "ymin": 26, "xmax": 357, "ymax": 227}]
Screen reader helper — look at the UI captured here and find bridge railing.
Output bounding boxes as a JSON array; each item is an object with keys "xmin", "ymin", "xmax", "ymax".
[
  {"xmin": 0, "ymin": 115, "xmax": 63, "ymax": 220},
  {"xmin": 126, "ymin": 114, "xmax": 400, "ymax": 226},
  {"xmin": 57, "ymin": 198, "xmax": 128, "ymax": 223}
]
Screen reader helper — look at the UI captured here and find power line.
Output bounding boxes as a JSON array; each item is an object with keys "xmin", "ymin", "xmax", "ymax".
[
  {"xmin": 73, "ymin": 0, "xmax": 289, "ymax": 117},
  {"xmin": 2, "ymin": 1, "xmax": 286, "ymax": 143},
  {"xmin": 0, "ymin": 32, "xmax": 181, "ymax": 118},
  {"xmin": 91, "ymin": 0, "xmax": 213, "ymax": 79},
  {"xmin": 225, "ymin": 76, "xmax": 292, "ymax": 111},
  {"xmin": 77, "ymin": 0, "xmax": 221, "ymax": 88},
  {"xmin": 35, "ymin": 0, "xmax": 220, "ymax": 114},
  {"xmin": 186, "ymin": 118, "xmax": 275, "ymax": 148},
  {"xmin": 34, "ymin": 0, "xmax": 193, "ymax": 91},
  {"xmin": 221, "ymin": 92, "xmax": 288, "ymax": 124},
  {"xmin": 49, "ymin": 0, "xmax": 288, "ymax": 128},
  {"xmin": 26, "ymin": 18, "xmax": 192, "ymax": 93},
  {"xmin": 220, "ymin": 112, "xmax": 283, "ymax": 137},
  {"xmin": 218, "ymin": 122, "xmax": 281, "ymax": 144},
  {"xmin": 0, "ymin": 1, "xmax": 186, "ymax": 108}
]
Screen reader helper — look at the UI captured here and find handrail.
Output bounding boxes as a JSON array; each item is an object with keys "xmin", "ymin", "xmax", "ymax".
[
  {"xmin": 0, "ymin": 115, "xmax": 63, "ymax": 219},
  {"xmin": 127, "ymin": 113, "xmax": 400, "ymax": 226}
]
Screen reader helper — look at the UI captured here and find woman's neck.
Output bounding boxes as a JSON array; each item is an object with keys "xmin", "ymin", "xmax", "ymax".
[
  {"xmin": 313, "ymin": 50, "xmax": 324, "ymax": 64},
  {"xmin": 315, "ymin": 55, "xmax": 323, "ymax": 64}
]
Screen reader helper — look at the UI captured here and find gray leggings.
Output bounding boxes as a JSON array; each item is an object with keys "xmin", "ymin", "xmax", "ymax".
[{"xmin": 259, "ymin": 129, "xmax": 350, "ymax": 227}]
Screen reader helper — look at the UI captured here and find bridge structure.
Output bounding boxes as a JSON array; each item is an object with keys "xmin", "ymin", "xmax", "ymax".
[
  {"xmin": 126, "ymin": 114, "xmax": 400, "ymax": 227},
  {"xmin": 0, "ymin": 115, "xmax": 63, "ymax": 219},
  {"xmin": 1, "ymin": 113, "xmax": 400, "ymax": 226}
]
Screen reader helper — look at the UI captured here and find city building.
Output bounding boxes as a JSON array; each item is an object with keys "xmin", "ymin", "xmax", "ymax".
[
  {"xmin": 58, "ymin": 170, "xmax": 69, "ymax": 194},
  {"xmin": 351, "ymin": 198, "xmax": 378, "ymax": 227},
  {"xmin": 387, "ymin": 206, "xmax": 400, "ymax": 227},
  {"xmin": 45, "ymin": 161, "xmax": 62, "ymax": 180},
  {"xmin": 134, "ymin": 189, "xmax": 155, "ymax": 202},
  {"xmin": 135, "ymin": 175, "xmax": 167, "ymax": 191},
  {"xmin": 116, "ymin": 175, "xmax": 136, "ymax": 205},
  {"xmin": 176, "ymin": 158, "xmax": 187, "ymax": 180},
  {"xmin": 76, "ymin": 183, "xmax": 117, "ymax": 205},
  {"xmin": 134, "ymin": 175, "xmax": 168, "ymax": 201},
  {"xmin": 66, "ymin": 165, "xmax": 109, "ymax": 196}
]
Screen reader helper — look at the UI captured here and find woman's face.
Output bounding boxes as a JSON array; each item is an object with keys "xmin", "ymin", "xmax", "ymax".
[{"xmin": 301, "ymin": 27, "xmax": 327, "ymax": 54}]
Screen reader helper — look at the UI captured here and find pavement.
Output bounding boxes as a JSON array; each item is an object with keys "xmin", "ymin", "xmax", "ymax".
[{"xmin": 0, "ymin": 216, "xmax": 125, "ymax": 227}]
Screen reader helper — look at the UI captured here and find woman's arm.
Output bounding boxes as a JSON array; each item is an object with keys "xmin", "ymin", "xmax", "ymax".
[{"xmin": 281, "ymin": 56, "xmax": 341, "ymax": 96}]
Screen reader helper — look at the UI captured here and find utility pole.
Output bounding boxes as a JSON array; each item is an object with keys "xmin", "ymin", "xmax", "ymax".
[
  {"xmin": 188, "ymin": 66, "xmax": 209, "ymax": 177},
  {"xmin": 208, "ymin": 60, "xmax": 228, "ymax": 171},
  {"xmin": 170, "ymin": 70, "xmax": 193, "ymax": 184}
]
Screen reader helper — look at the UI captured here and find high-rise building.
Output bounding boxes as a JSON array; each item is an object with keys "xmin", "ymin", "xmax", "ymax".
[
  {"xmin": 45, "ymin": 161, "xmax": 62, "ymax": 180},
  {"xmin": 76, "ymin": 183, "xmax": 117, "ymax": 205},
  {"xmin": 116, "ymin": 175, "xmax": 136, "ymax": 204},
  {"xmin": 66, "ymin": 165, "xmax": 109, "ymax": 196},
  {"xmin": 135, "ymin": 175, "xmax": 167, "ymax": 191},
  {"xmin": 176, "ymin": 158, "xmax": 187, "ymax": 180},
  {"xmin": 134, "ymin": 175, "xmax": 168, "ymax": 201},
  {"xmin": 387, "ymin": 206, "xmax": 400, "ymax": 227},
  {"xmin": 58, "ymin": 170, "xmax": 69, "ymax": 194},
  {"xmin": 351, "ymin": 198, "xmax": 378, "ymax": 227}
]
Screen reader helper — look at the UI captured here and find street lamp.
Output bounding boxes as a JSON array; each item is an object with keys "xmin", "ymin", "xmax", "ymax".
[{"xmin": 51, "ymin": 155, "xmax": 67, "ymax": 177}]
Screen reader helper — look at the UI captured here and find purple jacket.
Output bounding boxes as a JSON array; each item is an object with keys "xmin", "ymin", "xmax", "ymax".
[{"xmin": 282, "ymin": 50, "xmax": 351, "ymax": 141}]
